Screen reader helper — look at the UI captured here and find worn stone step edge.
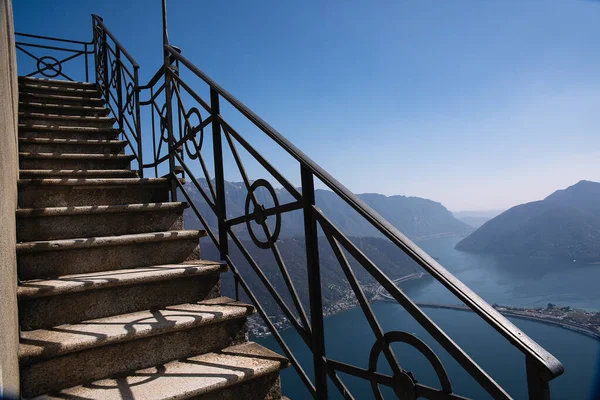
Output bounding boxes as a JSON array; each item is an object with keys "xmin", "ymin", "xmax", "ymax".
[
  {"xmin": 17, "ymin": 202, "xmax": 188, "ymax": 219},
  {"xmin": 19, "ymin": 152, "xmax": 134, "ymax": 161},
  {"xmin": 18, "ymin": 177, "xmax": 176, "ymax": 187},
  {"xmin": 18, "ymin": 76, "xmax": 97, "ymax": 88},
  {"xmin": 18, "ymin": 124, "xmax": 119, "ymax": 133},
  {"xmin": 17, "ymin": 260, "xmax": 227, "ymax": 299},
  {"xmin": 19, "ymin": 296, "xmax": 254, "ymax": 364},
  {"xmin": 19, "ymin": 91, "xmax": 103, "ymax": 103},
  {"xmin": 19, "ymin": 169, "xmax": 138, "ymax": 178},
  {"xmin": 34, "ymin": 342, "xmax": 289, "ymax": 400},
  {"xmin": 18, "ymin": 101, "xmax": 109, "ymax": 114},
  {"xmin": 16, "ymin": 230, "xmax": 206, "ymax": 255},
  {"xmin": 19, "ymin": 138, "xmax": 125, "ymax": 147},
  {"xmin": 19, "ymin": 112, "xmax": 115, "ymax": 124},
  {"xmin": 19, "ymin": 83, "xmax": 100, "ymax": 95}
]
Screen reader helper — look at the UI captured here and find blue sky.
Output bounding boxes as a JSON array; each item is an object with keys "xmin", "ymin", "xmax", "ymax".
[{"xmin": 13, "ymin": 0, "xmax": 600, "ymax": 211}]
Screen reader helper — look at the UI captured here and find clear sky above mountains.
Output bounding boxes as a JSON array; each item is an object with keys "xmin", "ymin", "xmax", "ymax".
[{"xmin": 13, "ymin": 0, "xmax": 600, "ymax": 211}]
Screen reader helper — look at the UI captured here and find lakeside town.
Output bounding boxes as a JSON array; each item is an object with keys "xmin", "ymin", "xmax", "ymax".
[{"xmin": 248, "ymin": 277, "xmax": 600, "ymax": 340}]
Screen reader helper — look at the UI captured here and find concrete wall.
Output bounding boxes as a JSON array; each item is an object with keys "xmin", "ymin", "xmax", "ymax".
[{"xmin": 0, "ymin": 0, "xmax": 20, "ymax": 397}]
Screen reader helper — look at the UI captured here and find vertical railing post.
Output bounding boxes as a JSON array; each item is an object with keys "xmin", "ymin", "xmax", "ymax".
[
  {"xmin": 210, "ymin": 87, "xmax": 228, "ymax": 259},
  {"xmin": 526, "ymin": 355, "xmax": 550, "ymax": 400},
  {"xmin": 301, "ymin": 165, "xmax": 328, "ymax": 399},
  {"xmin": 102, "ymin": 29, "xmax": 109, "ymax": 105},
  {"xmin": 91, "ymin": 16, "xmax": 99, "ymax": 85},
  {"xmin": 163, "ymin": 58, "xmax": 177, "ymax": 201},
  {"xmin": 115, "ymin": 48, "xmax": 124, "ymax": 134},
  {"xmin": 162, "ymin": 0, "xmax": 177, "ymax": 200},
  {"xmin": 134, "ymin": 66, "xmax": 143, "ymax": 178},
  {"xmin": 84, "ymin": 43, "xmax": 89, "ymax": 82}
]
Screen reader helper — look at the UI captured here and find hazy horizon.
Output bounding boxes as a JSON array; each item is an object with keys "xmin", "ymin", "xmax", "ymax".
[{"xmin": 14, "ymin": 0, "xmax": 600, "ymax": 211}]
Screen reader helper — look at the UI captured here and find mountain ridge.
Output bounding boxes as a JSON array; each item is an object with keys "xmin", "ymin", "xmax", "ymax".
[
  {"xmin": 182, "ymin": 178, "xmax": 472, "ymax": 240},
  {"xmin": 456, "ymin": 180, "xmax": 600, "ymax": 263}
]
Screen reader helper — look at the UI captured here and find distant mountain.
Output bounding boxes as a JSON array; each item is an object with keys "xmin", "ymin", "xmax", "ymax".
[
  {"xmin": 453, "ymin": 210, "xmax": 503, "ymax": 229},
  {"xmin": 182, "ymin": 179, "xmax": 472, "ymax": 240},
  {"xmin": 456, "ymin": 181, "xmax": 600, "ymax": 262}
]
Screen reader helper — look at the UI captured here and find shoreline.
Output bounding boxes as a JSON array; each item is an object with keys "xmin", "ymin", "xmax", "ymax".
[
  {"xmin": 405, "ymin": 302, "xmax": 600, "ymax": 341},
  {"xmin": 251, "ymin": 297, "xmax": 600, "ymax": 341}
]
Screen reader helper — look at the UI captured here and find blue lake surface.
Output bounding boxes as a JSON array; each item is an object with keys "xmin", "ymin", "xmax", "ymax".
[{"xmin": 257, "ymin": 236, "xmax": 600, "ymax": 399}]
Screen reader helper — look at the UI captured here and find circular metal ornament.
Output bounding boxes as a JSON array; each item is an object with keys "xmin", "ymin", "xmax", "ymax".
[
  {"xmin": 368, "ymin": 331, "xmax": 452, "ymax": 400},
  {"xmin": 183, "ymin": 107, "xmax": 204, "ymax": 159},
  {"xmin": 245, "ymin": 179, "xmax": 281, "ymax": 249},
  {"xmin": 37, "ymin": 56, "xmax": 61, "ymax": 78}
]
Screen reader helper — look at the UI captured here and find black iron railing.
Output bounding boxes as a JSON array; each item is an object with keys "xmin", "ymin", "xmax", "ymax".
[
  {"xmin": 20, "ymin": 4, "xmax": 565, "ymax": 398},
  {"xmin": 14, "ymin": 32, "xmax": 93, "ymax": 82}
]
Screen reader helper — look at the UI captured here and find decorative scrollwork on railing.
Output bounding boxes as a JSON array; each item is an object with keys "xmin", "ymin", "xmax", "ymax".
[
  {"xmin": 183, "ymin": 107, "xmax": 204, "ymax": 159},
  {"xmin": 125, "ymin": 82, "xmax": 135, "ymax": 114}
]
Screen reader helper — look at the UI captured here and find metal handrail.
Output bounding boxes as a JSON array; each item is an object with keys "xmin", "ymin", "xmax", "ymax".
[
  {"xmin": 166, "ymin": 41, "xmax": 564, "ymax": 380},
  {"xmin": 91, "ymin": 14, "xmax": 139, "ymax": 69}
]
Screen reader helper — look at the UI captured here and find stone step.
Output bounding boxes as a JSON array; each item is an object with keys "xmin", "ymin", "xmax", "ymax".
[
  {"xmin": 19, "ymin": 82, "xmax": 100, "ymax": 97},
  {"xmin": 17, "ymin": 202, "xmax": 188, "ymax": 241},
  {"xmin": 19, "ymin": 101, "xmax": 110, "ymax": 117},
  {"xmin": 20, "ymin": 297, "xmax": 254, "ymax": 398},
  {"xmin": 19, "ymin": 112, "xmax": 116, "ymax": 128},
  {"xmin": 19, "ymin": 123, "xmax": 120, "ymax": 135},
  {"xmin": 20, "ymin": 91, "xmax": 105, "ymax": 107},
  {"xmin": 16, "ymin": 230, "xmax": 205, "ymax": 280},
  {"xmin": 19, "ymin": 169, "xmax": 138, "ymax": 179},
  {"xmin": 19, "ymin": 138, "xmax": 126, "ymax": 155},
  {"xmin": 18, "ymin": 261, "xmax": 226, "ymax": 330},
  {"xmin": 18, "ymin": 177, "xmax": 173, "ymax": 208},
  {"xmin": 33, "ymin": 342, "xmax": 289, "ymax": 400},
  {"xmin": 19, "ymin": 127, "xmax": 119, "ymax": 141},
  {"xmin": 19, "ymin": 152, "xmax": 133, "ymax": 170},
  {"xmin": 18, "ymin": 76, "xmax": 97, "ymax": 89}
]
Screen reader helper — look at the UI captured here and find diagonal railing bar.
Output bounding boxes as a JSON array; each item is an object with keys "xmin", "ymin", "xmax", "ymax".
[
  {"xmin": 16, "ymin": 10, "xmax": 561, "ymax": 399},
  {"xmin": 315, "ymin": 210, "xmax": 511, "ymax": 399},
  {"xmin": 174, "ymin": 178, "xmax": 219, "ymax": 246},
  {"xmin": 223, "ymin": 252, "xmax": 317, "ymax": 397},
  {"xmin": 226, "ymin": 227, "xmax": 313, "ymax": 347},
  {"xmin": 322, "ymin": 359, "xmax": 356, "ymax": 400},
  {"xmin": 169, "ymin": 72, "xmax": 212, "ymax": 114},
  {"xmin": 172, "ymin": 151, "xmax": 217, "ymax": 214},
  {"xmin": 220, "ymin": 120, "xmax": 302, "ymax": 202},
  {"xmin": 322, "ymin": 230, "xmax": 404, "ymax": 382}
]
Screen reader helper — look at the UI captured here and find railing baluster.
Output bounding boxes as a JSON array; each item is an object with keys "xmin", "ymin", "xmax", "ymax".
[
  {"xmin": 102, "ymin": 29, "xmax": 109, "ymax": 105},
  {"xmin": 301, "ymin": 166, "xmax": 328, "ymax": 399},
  {"xmin": 211, "ymin": 87, "xmax": 228, "ymax": 259},
  {"xmin": 527, "ymin": 355, "xmax": 550, "ymax": 400},
  {"xmin": 163, "ymin": 54, "xmax": 177, "ymax": 200},
  {"xmin": 84, "ymin": 43, "xmax": 89, "ymax": 82},
  {"xmin": 115, "ymin": 48, "xmax": 124, "ymax": 135},
  {"xmin": 134, "ymin": 67, "xmax": 143, "ymax": 178}
]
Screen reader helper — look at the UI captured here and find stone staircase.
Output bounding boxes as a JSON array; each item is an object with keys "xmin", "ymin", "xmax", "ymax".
[{"xmin": 16, "ymin": 76, "xmax": 289, "ymax": 399}]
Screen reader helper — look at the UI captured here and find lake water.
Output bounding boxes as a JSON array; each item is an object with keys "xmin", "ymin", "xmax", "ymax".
[{"xmin": 257, "ymin": 236, "xmax": 600, "ymax": 399}]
